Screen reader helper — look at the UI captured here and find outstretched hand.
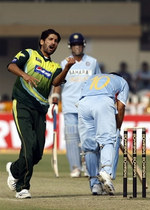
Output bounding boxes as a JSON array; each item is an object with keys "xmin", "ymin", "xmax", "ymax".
[{"xmin": 22, "ymin": 74, "xmax": 40, "ymax": 88}]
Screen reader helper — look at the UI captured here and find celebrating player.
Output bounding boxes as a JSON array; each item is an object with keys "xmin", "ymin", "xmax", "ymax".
[
  {"xmin": 6, "ymin": 29, "xmax": 75, "ymax": 199},
  {"xmin": 49, "ymin": 33, "xmax": 101, "ymax": 177},
  {"xmin": 77, "ymin": 72, "xmax": 129, "ymax": 195}
]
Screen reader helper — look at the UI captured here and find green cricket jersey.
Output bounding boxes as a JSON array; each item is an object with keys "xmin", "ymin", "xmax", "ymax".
[{"xmin": 9, "ymin": 49, "xmax": 62, "ymax": 113}]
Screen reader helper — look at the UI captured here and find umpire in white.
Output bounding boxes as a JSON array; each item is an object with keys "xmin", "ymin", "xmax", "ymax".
[{"xmin": 78, "ymin": 72, "xmax": 129, "ymax": 195}]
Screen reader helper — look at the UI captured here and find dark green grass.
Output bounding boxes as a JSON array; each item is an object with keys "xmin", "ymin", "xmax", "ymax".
[{"xmin": 0, "ymin": 153, "xmax": 150, "ymax": 210}]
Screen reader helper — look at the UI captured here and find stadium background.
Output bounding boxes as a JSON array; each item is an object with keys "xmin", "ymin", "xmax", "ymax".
[{"xmin": 0, "ymin": 0, "xmax": 150, "ymax": 151}]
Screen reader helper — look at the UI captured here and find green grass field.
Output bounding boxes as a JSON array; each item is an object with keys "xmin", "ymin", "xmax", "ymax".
[{"xmin": 0, "ymin": 152, "xmax": 150, "ymax": 210}]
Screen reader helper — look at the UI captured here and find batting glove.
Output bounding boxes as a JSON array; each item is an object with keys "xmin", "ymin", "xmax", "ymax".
[{"xmin": 47, "ymin": 93, "xmax": 60, "ymax": 119}]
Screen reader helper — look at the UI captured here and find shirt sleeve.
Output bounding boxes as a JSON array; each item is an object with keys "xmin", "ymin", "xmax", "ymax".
[
  {"xmin": 8, "ymin": 49, "xmax": 29, "ymax": 69},
  {"xmin": 117, "ymin": 81, "xmax": 129, "ymax": 105},
  {"xmin": 52, "ymin": 68, "xmax": 62, "ymax": 80}
]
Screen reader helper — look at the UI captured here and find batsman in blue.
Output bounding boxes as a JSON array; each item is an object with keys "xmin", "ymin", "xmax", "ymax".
[{"xmin": 77, "ymin": 72, "xmax": 129, "ymax": 195}]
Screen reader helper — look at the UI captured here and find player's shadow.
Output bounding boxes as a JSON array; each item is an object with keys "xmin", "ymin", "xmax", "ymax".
[
  {"xmin": 33, "ymin": 190, "xmax": 150, "ymax": 199},
  {"xmin": 33, "ymin": 192, "xmax": 122, "ymax": 199}
]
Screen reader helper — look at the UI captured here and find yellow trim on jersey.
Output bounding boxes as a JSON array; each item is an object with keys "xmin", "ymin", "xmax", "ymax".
[
  {"xmin": 12, "ymin": 99, "xmax": 22, "ymax": 137},
  {"xmin": 12, "ymin": 99, "xmax": 29, "ymax": 180},
  {"xmin": 21, "ymin": 78, "xmax": 49, "ymax": 105}
]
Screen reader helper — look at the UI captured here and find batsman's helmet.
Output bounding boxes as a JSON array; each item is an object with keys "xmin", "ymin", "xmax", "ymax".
[{"xmin": 68, "ymin": 33, "xmax": 86, "ymax": 48}]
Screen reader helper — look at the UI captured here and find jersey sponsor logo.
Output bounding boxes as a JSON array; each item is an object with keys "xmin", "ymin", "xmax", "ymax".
[
  {"xmin": 69, "ymin": 69, "xmax": 92, "ymax": 75},
  {"xmin": 69, "ymin": 76, "xmax": 89, "ymax": 82},
  {"xmin": 34, "ymin": 65, "xmax": 52, "ymax": 79},
  {"xmin": 36, "ymin": 57, "xmax": 42, "ymax": 63}
]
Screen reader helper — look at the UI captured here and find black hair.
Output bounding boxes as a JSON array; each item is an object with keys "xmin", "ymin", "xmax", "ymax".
[
  {"xmin": 39, "ymin": 29, "xmax": 61, "ymax": 48},
  {"xmin": 109, "ymin": 72, "xmax": 122, "ymax": 77}
]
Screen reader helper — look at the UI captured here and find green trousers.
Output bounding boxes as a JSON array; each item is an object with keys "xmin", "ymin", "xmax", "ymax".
[{"xmin": 11, "ymin": 99, "xmax": 46, "ymax": 192}]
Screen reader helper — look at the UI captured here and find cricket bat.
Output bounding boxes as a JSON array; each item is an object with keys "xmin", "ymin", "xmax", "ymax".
[
  {"xmin": 120, "ymin": 143, "xmax": 148, "ymax": 188},
  {"xmin": 51, "ymin": 110, "xmax": 59, "ymax": 177}
]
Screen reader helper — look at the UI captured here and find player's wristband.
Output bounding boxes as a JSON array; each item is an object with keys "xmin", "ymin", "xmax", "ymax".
[
  {"xmin": 51, "ymin": 93, "xmax": 60, "ymax": 99},
  {"xmin": 61, "ymin": 79, "xmax": 67, "ymax": 84}
]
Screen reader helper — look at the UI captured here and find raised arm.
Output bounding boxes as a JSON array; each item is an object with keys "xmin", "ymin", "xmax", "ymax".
[{"xmin": 52, "ymin": 57, "xmax": 75, "ymax": 86}]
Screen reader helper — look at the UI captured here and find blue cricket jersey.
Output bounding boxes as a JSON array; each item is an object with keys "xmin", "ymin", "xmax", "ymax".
[
  {"xmin": 61, "ymin": 54, "xmax": 101, "ymax": 113},
  {"xmin": 80, "ymin": 73, "xmax": 129, "ymax": 105}
]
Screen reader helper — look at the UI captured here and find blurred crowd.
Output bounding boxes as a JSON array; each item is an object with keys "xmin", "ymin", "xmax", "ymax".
[
  {"xmin": 100, "ymin": 61, "xmax": 150, "ymax": 115},
  {"xmin": 100, "ymin": 61, "xmax": 150, "ymax": 94},
  {"xmin": 0, "ymin": 61, "xmax": 150, "ymax": 115}
]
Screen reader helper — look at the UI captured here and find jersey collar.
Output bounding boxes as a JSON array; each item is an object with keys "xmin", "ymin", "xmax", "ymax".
[{"xmin": 37, "ymin": 49, "xmax": 51, "ymax": 61}]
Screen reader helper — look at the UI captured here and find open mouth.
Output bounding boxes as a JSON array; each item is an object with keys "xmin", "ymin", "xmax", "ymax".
[{"xmin": 49, "ymin": 45, "xmax": 54, "ymax": 50}]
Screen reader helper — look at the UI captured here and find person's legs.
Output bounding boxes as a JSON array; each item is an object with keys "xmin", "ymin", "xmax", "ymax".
[
  {"xmin": 92, "ymin": 96, "xmax": 116, "ymax": 194},
  {"xmin": 111, "ymin": 129, "xmax": 121, "ymax": 180},
  {"xmin": 11, "ymin": 101, "xmax": 34, "ymax": 192},
  {"xmin": 64, "ymin": 113, "xmax": 81, "ymax": 177},
  {"xmin": 7, "ymin": 100, "xmax": 46, "ymax": 196},
  {"xmin": 85, "ymin": 151, "xmax": 100, "ymax": 187},
  {"xmin": 32, "ymin": 112, "xmax": 46, "ymax": 165},
  {"xmin": 78, "ymin": 97, "xmax": 102, "ymax": 194},
  {"xmin": 92, "ymin": 96, "xmax": 116, "ymax": 174}
]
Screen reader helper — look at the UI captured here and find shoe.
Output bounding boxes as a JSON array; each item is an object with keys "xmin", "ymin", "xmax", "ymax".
[
  {"xmin": 6, "ymin": 162, "xmax": 18, "ymax": 191},
  {"xmin": 16, "ymin": 189, "xmax": 31, "ymax": 199},
  {"xmin": 99, "ymin": 171, "xmax": 115, "ymax": 195},
  {"xmin": 101, "ymin": 183, "xmax": 108, "ymax": 195},
  {"xmin": 70, "ymin": 168, "xmax": 81, "ymax": 178},
  {"xmin": 92, "ymin": 184, "xmax": 103, "ymax": 195}
]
